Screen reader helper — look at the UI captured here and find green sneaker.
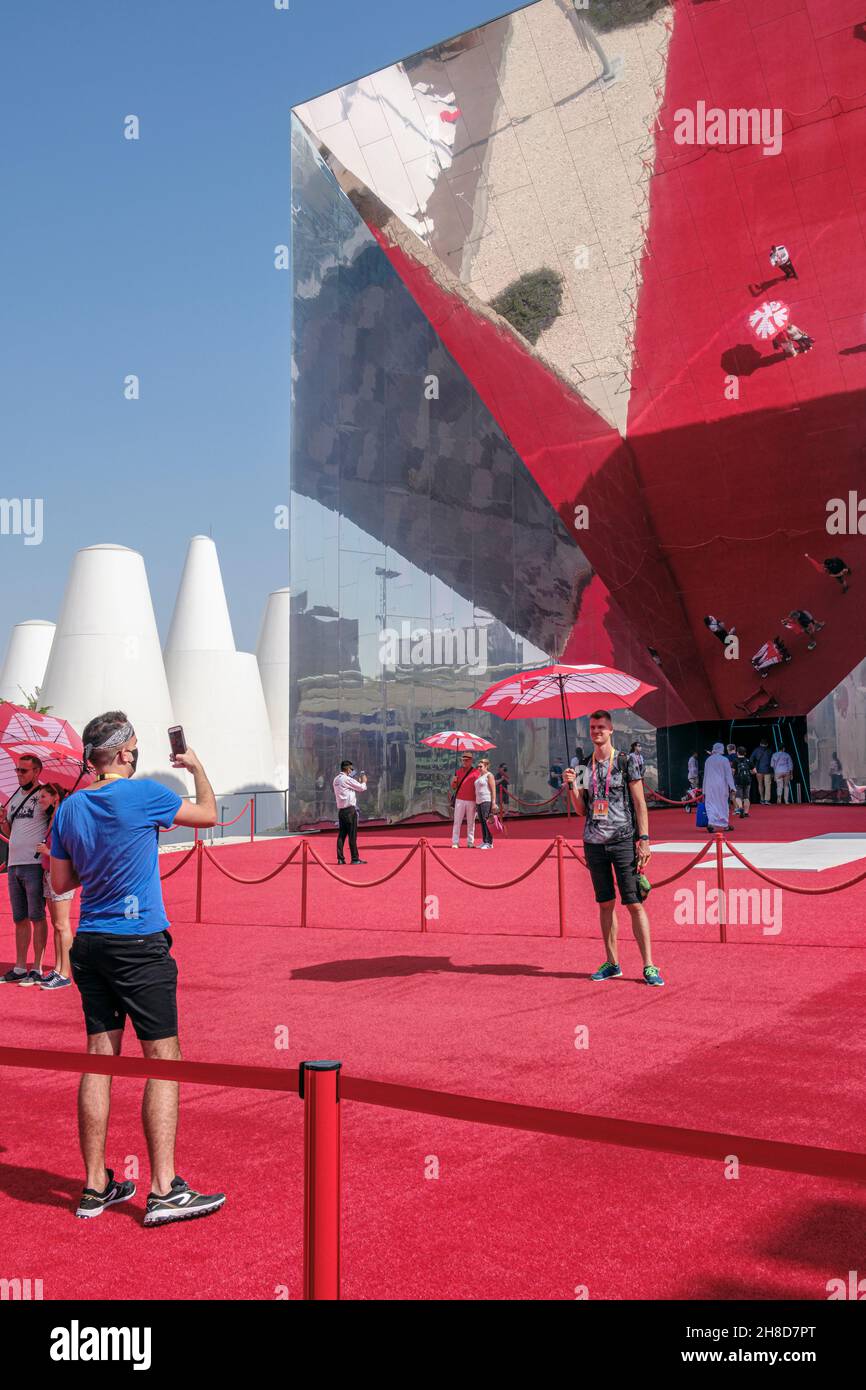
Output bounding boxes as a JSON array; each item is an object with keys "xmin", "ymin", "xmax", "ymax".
[
  {"xmin": 591, "ymin": 961, "xmax": 622, "ymax": 981},
  {"xmin": 643, "ymin": 965, "xmax": 665, "ymax": 987}
]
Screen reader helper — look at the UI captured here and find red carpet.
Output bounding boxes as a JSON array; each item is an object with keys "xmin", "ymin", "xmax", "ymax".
[{"xmin": 2, "ymin": 808, "xmax": 865, "ymax": 1299}]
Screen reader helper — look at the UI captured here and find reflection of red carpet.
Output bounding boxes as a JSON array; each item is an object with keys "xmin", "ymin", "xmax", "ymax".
[{"xmin": 1, "ymin": 811, "xmax": 865, "ymax": 1299}]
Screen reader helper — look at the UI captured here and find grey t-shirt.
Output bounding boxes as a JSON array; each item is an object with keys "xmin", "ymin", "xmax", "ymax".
[
  {"xmin": 582, "ymin": 752, "xmax": 642, "ymax": 845},
  {"xmin": 6, "ymin": 785, "xmax": 50, "ymax": 866}
]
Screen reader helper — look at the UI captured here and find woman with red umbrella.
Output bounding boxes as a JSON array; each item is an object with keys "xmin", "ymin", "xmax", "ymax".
[
  {"xmin": 36, "ymin": 783, "xmax": 76, "ymax": 989},
  {"xmin": 0, "ymin": 703, "xmax": 91, "ymax": 986}
]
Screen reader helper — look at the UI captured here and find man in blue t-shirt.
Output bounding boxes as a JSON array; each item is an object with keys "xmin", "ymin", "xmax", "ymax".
[{"xmin": 51, "ymin": 709, "xmax": 225, "ymax": 1227}]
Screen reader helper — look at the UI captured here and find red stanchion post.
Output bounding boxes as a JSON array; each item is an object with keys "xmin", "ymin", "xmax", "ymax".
[
  {"xmin": 556, "ymin": 836, "xmax": 566, "ymax": 938},
  {"xmin": 420, "ymin": 837, "xmax": 427, "ymax": 934},
  {"xmin": 300, "ymin": 839, "xmax": 309, "ymax": 928},
  {"xmin": 250, "ymin": 797, "xmax": 255, "ymax": 844},
  {"xmin": 715, "ymin": 832, "xmax": 727, "ymax": 944},
  {"xmin": 194, "ymin": 840, "xmax": 203, "ymax": 924},
  {"xmin": 300, "ymin": 1061, "xmax": 342, "ymax": 1301}
]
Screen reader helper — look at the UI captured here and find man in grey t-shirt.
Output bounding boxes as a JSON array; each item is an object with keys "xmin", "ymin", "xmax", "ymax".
[
  {"xmin": 0, "ymin": 754, "xmax": 50, "ymax": 985},
  {"xmin": 564, "ymin": 710, "xmax": 663, "ymax": 986}
]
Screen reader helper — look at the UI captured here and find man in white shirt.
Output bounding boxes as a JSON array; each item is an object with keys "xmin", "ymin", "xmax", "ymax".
[
  {"xmin": 769, "ymin": 244, "xmax": 797, "ymax": 280},
  {"xmin": 771, "ymin": 748, "xmax": 794, "ymax": 803},
  {"xmin": 0, "ymin": 754, "xmax": 51, "ymax": 985},
  {"xmin": 333, "ymin": 760, "xmax": 367, "ymax": 865}
]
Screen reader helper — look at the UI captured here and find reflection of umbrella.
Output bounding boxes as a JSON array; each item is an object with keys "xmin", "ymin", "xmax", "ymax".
[
  {"xmin": 0, "ymin": 704, "xmax": 91, "ymax": 803},
  {"xmin": 749, "ymin": 300, "xmax": 789, "ymax": 340},
  {"xmin": 421, "ymin": 731, "xmax": 495, "ymax": 752},
  {"xmin": 421, "ymin": 730, "xmax": 496, "ymax": 791},
  {"xmin": 470, "ymin": 664, "xmax": 656, "ymax": 764}
]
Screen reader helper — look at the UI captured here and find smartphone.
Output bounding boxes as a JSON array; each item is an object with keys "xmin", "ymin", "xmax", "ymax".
[{"xmin": 168, "ymin": 725, "xmax": 187, "ymax": 758}]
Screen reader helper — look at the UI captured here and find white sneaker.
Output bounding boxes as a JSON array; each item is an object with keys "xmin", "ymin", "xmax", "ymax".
[
  {"xmin": 467, "ymin": 842, "xmax": 474, "ymax": 849},
  {"xmin": 451, "ymin": 843, "xmax": 460, "ymax": 849}
]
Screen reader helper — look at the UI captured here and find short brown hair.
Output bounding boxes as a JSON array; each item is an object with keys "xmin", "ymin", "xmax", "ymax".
[
  {"xmin": 18, "ymin": 754, "xmax": 43, "ymax": 773},
  {"xmin": 589, "ymin": 709, "xmax": 613, "ymax": 724}
]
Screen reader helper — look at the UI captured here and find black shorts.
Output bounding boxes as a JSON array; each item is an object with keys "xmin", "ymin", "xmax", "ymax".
[
  {"xmin": 584, "ymin": 837, "xmax": 640, "ymax": 905},
  {"xmin": 70, "ymin": 930, "xmax": 178, "ymax": 1041}
]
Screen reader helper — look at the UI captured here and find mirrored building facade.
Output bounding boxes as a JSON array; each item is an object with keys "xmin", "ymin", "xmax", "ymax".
[
  {"xmin": 291, "ymin": 0, "xmax": 866, "ymax": 821},
  {"xmin": 290, "ymin": 118, "xmax": 659, "ymax": 825}
]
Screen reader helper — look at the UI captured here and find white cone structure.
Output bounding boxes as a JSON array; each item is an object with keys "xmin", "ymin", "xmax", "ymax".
[
  {"xmin": 256, "ymin": 587, "xmax": 289, "ymax": 789},
  {"xmin": 39, "ymin": 545, "xmax": 177, "ymax": 779},
  {"xmin": 164, "ymin": 536, "xmax": 278, "ymax": 793},
  {"xmin": 165, "ymin": 534, "xmax": 236, "ymax": 654},
  {"xmin": 0, "ymin": 620, "xmax": 56, "ymax": 704}
]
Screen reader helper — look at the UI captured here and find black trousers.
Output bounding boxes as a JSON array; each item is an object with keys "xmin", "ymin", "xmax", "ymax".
[
  {"xmin": 477, "ymin": 802, "xmax": 494, "ymax": 845},
  {"xmin": 337, "ymin": 806, "xmax": 359, "ymax": 862}
]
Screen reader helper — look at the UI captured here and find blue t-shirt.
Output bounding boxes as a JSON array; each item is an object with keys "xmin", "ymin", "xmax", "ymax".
[{"xmin": 51, "ymin": 778, "xmax": 183, "ymax": 935}]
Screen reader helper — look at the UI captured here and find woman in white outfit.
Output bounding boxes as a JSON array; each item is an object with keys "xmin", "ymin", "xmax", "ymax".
[{"xmin": 474, "ymin": 757, "xmax": 498, "ymax": 849}]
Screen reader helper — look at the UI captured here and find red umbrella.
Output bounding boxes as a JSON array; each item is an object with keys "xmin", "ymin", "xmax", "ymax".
[
  {"xmin": 749, "ymin": 300, "xmax": 789, "ymax": 340},
  {"xmin": 470, "ymin": 663, "xmax": 656, "ymax": 764},
  {"xmin": 0, "ymin": 704, "xmax": 92, "ymax": 803}
]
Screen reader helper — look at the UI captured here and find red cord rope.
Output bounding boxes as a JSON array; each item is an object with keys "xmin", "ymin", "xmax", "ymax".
[
  {"xmin": 645, "ymin": 788, "xmax": 695, "ymax": 806},
  {"xmin": 305, "ymin": 840, "xmax": 420, "ymax": 887},
  {"xmin": 200, "ymin": 840, "xmax": 301, "ymax": 884},
  {"xmin": 504, "ymin": 788, "xmax": 566, "ymax": 809},
  {"xmin": 564, "ymin": 837, "xmax": 715, "ymax": 887},
  {"xmin": 426, "ymin": 839, "xmax": 555, "ymax": 889},
  {"xmin": 158, "ymin": 845, "xmax": 196, "ymax": 880},
  {"xmin": 722, "ymin": 839, "xmax": 866, "ymax": 895},
  {"xmin": 211, "ymin": 799, "xmax": 252, "ymax": 829}
]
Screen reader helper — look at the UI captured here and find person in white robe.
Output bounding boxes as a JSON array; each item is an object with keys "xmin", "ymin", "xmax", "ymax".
[{"xmin": 703, "ymin": 742, "xmax": 735, "ymax": 830}]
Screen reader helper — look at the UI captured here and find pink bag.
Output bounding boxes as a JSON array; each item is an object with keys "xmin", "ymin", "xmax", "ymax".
[{"xmin": 492, "ymin": 814, "xmax": 504, "ymax": 834}]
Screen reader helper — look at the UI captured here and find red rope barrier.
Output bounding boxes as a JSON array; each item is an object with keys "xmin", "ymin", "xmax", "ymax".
[
  {"xmin": 1, "ymin": 1046, "xmax": 863, "ymax": 1185},
  {"xmin": 212, "ymin": 798, "xmax": 253, "ymax": 830},
  {"xmin": 564, "ymin": 837, "xmax": 715, "ymax": 888},
  {"xmin": 505, "ymin": 787, "xmax": 566, "ymax": 810},
  {"xmin": 341, "ymin": 1073, "xmax": 866, "ymax": 1184},
  {"xmin": 305, "ymin": 840, "xmax": 420, "ymax": 887},
  {"xmin": 721, "ymin": 838, "xmax": 866, "ymax": 895},
  {"xmin": 200, "ymin": 839, "xmax": 301, "ymax": 885},
  {"xmin": 426, "ymin": 839, "xmax": 555, "ymax": 889},
  {"xmin": 645, "ymin": 788, "xmax": 694, "ymax": 806},
  {"xmin": 158, "ymin": 845, "xmax": 196, "ymax": 880}
]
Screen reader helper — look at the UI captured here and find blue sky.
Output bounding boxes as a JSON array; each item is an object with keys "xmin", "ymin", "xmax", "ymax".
[{"xmin": 0, "ymin": 0, "xmax": 515, "ymax": 652}]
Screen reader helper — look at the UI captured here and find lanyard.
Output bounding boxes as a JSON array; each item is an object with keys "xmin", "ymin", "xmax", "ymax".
[{"xmin": 591, "ymin": 748, "xmax": 616, "ymax": 801}]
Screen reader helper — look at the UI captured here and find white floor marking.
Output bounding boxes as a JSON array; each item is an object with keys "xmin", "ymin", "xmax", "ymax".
[{"xmin": 651, "ymin": 833, "xmax": 866, "ymax": 873}]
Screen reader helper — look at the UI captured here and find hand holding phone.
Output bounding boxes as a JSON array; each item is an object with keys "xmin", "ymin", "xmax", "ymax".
[{"xmin": 168, "ymin": 726, "xmax": 187, "ymax": 759}]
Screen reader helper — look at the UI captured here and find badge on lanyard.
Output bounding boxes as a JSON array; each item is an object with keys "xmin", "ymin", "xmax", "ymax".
[{"xmin": 591, "ymin": 751, "xmax": 615, "ymax": 819}]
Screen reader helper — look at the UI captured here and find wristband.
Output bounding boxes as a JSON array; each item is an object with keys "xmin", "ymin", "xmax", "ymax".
[{"xmin": 637, "ymin": 834, "xmax": 650, "ymax": 841}]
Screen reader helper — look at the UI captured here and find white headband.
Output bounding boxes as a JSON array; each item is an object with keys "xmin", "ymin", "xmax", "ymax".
[{"xmin": 84, "ymin": 721, "xmax": 135, "ymax": 761}]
